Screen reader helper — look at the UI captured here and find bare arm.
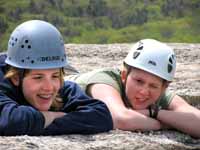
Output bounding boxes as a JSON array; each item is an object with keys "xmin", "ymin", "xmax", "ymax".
[
  {"xmin": 157, "ymin": 95, "xmax": 200, "ymax": 138},
  {"xmin": 89, "ymin": 83, "xmax": 161, "ymax": 131},
  {"xmin": 41, "ymin": 111, "xmax": 66, "ymax": 128}
]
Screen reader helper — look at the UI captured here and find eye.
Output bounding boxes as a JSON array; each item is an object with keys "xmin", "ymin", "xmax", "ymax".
[
  {"xmin": 32, "ymin": 76, "xmax": 42, "ymax": 80},
  {"xmin": 52, "ymin": 73, "xmax": 60, "ymax": 79},
  {"xmin": 151, "ymin": 85, "xmax": 159, "ymax": 89},
  {"xmin": 150, "ymin": 83, "xmax": 161, "ymax": 90},
  {"xmin": 135, "ymin": 79, "xmax": 143, "ymax": 84},
  {"xmin": 53, "ymin": 75, "xmax": 60, "ymax": 79}
]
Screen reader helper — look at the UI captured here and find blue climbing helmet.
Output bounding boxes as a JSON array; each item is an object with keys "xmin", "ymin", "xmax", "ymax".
[
  {"xmin": 6, "ymin": 20, "xmax": 76, "ymax": 71},
  {"xmin": 124, "ymin": 39, "xmax": 176, "ymax": 81}
]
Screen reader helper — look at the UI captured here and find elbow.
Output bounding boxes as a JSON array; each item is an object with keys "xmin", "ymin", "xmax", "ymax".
[
  {"xmin": 0, "ymin": 124, "xmax": 20, "ymax": 136},
  {"xmin": 193, "ymin": 134, "xmax": 200, "ymax": 139},
  {"xmin": 188, "ymin": 130, "xmax": 200, "ymax": 139},
  {"xmin": 94, "ymin": 102, "xmax": 114, "ymax": 132},
  {"xmin": 113, "ymin": 112, "xmax": 126, "ymax": 129},
  {"xmin": 112, "ymin": 109, "xmax": 136, "ymax": 131},
  {"xmin": 0, "ymin": 121, "xmax": 16, "ymax": 136},
  {"xmin": 0, "ymin": 119, "xmax": 43, "ymax": 136}
]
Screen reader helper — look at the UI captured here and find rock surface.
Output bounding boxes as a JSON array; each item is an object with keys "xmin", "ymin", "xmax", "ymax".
[
  {"xmin": 0, "ymin": 130, "xmax": 200, "ymax": 150},
  {"xmin": 0, "ymin": 43, "xmax": 199, "ymax": 150}
]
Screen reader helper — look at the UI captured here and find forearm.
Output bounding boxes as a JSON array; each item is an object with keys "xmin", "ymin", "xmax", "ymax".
[
  {"xmin": 157, "ymin": 109, "xmax": 200, "ymax": 138},
  {"xmin": 43, "ymin": 102, "xmax": 113, "ymax": 135},
  {"xmin": 114, "ymin": 109, "xmax": 161, "ymax": 131}
]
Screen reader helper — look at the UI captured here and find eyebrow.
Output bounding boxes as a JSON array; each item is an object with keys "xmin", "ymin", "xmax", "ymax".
[
  {"xmin": 132, "ymin": 75, "xmax": 162, "ymax": 85},
  {"xmin": 30, "ymin": 71, "xmax": 60, "ymax": 76}
]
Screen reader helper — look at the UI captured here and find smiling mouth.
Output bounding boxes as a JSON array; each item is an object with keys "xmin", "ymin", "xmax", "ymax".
[
  {"xmin": 38, "ymin": 94, "xmax": 53, "ymax": 100},
  {"xmin": 134, "ymin": 98, "xmax": 151, "ymax": 107},
  {"xmin": 135, "ymin": 98, "xmax": 148, "ymax": 103}
]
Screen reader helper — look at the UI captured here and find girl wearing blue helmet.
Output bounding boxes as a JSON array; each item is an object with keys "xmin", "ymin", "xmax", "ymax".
[{"xmin": 0, "ymin": 20, "xmax": 113, "ymax": 136}]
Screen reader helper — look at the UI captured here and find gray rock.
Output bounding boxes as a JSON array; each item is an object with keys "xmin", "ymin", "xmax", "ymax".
[
  {"xmin": 0, "ymin": 43, "xmax": 199, "ymax": 150},
  {"xmin": 0, "ymin": 130, "xmax": 199, "ymax": 150}
]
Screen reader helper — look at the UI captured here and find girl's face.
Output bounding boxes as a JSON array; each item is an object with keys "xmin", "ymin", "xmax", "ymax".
[
  {"xmin": 14, "ymin": 69, "xmax": 61, "ymax": 111},
  {"xmin": 122, "ymin": 68, "xmax": 167, "ymax": 110}
]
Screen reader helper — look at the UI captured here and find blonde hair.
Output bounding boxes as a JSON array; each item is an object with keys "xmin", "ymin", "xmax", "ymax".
[{"xmin": 5, "ymin": 66, "xmax": 65, "ymax": 110}]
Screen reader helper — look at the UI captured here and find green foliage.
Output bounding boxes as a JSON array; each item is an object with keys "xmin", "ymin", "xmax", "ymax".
[
  {"xmin": 146, "ymin": 5, "xmax": 163, "ymax": 21},
  {"xmin": 0, "ymin": 0, "xmax": 200, "ymax": 51},
  {"xmin": 87, "ymin": 0, "xmax": 107, "ymax": 16}
]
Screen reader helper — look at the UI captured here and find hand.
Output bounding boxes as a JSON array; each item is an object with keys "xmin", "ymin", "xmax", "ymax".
[{"xmin": 41, "ymin": 111, "xmax": 66, "ymax": 128}]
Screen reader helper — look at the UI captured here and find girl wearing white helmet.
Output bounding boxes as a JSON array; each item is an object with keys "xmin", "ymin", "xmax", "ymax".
[
  {"xmin": 66, "ymin": 39, "xmax": 200, "ymax": 138},
  {"xmin": 0, "ymin": 20, "xmax": 113, "ymax": 136}
]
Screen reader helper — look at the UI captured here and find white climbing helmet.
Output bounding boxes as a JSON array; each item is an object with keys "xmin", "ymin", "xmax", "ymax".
[
  {"xmin": 124, "ymin": 39, "xmax": 176, "ymax": 81},
  {"xmin": 6, "ymin": 20, "xmax": 76, "ymax": 72}
]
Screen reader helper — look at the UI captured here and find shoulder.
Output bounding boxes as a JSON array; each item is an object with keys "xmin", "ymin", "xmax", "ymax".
[
  {"xmin": 0, "ymin": 53, "xmax": 7, "ymax": 66},
  {"xmin": 62, "ymin": 80, "xmax": 80, "ymax": 89},
  {"xmin": 65, "ymin": 68, "xmax": 121, "ymax": 91},
  {"xmin": 0, "ymin": 53, "xmax": 8, "ymax": 81},
  {"xmin": 158, "ymin": 90, "xmax": 176, "ymax": 109},
  {"xmin": 82, "ymin": 67, "xmax": 121, "ymax": 84}
]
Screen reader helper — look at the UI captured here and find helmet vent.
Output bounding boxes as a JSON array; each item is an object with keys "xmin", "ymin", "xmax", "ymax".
[
  {"xmin": 169, "ymin": 57, "xmax": 173, "ymax": 64},
  {"xmin": 148, "ymin": 60, "xmax": 156, "ymax": 66},
  {"xmin": 168, "ymin": 54, "xmax": 175, "ymax": 73},
  {"xmin": 133, "ymin": 52, "xmax": 140, "ymax": 59},
  {"xmin": 168, "ymin": 64, "xmax": 173, "ymax": 73},
  {"xmin": 133, "ymin": 41, "xmax": 143, "ymax": 59},
  {"xmin": 9, "ymin": 37, "xmax": 18, "ymax": 47},
  {"xmin": 136, "ymin": 41, "xmax": 143, "ymax": 50},
  {"xmin": 20, "ymin": 39, "xmax": 32, "ymax": 49}
]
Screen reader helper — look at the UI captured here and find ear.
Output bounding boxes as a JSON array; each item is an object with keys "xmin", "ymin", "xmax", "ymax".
[
  {"xmin": 121, "ymin": 69, "xmax": 127, "ymax": 84},
  {"xmin": 10, "ymin": 74, "xmax": 20, "ymax": 86},
  {"xmin": 164, "ymin": 81, "xmax": 170, "ymax": 88},
  {"xmin": 161, "ymin": 81, "xmax": 170, "ymax": 92}
]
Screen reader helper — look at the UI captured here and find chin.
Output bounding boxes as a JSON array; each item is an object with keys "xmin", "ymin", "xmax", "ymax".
[
  {"xmin": 133, "ymin": 104, "xmax": 147, "ymax": 110},
  {"xmin": 39, "ymin": 107, "xmax": 50, "ymax": 111},
  {"xmin": 37, "ymin": 105, "xmax": 51, "ymax": 111},
  {"xmin": 133, "ymin": 106, "xmax": 143, "ymax": 110}
]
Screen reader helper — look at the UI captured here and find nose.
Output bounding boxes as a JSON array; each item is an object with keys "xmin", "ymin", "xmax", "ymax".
[
  {"xmin": 139, "ymin": 85, "xmax": 150, "ymax": 97},
  {"xmin": 42, "ymin": 78, "xmax": 54, "ymax": 91}
]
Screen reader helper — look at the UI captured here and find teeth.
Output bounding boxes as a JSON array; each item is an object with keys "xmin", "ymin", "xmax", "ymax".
[
  {"xmin": 39, "ymin": 94, "xmax": 52, "ymax": 99},
  {"xmin": 136, "ymin": 98, "xmax": 145, "ymax": 101}
]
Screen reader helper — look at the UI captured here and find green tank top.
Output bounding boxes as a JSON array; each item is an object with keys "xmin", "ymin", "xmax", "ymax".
[{"xmin": 66, "ymin": 68, "xmax": 175, "ymax": 109}]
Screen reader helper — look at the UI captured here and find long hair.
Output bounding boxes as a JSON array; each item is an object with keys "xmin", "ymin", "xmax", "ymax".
[{"xmin": 4, "ymin": 66, "xmax": 65, "ymax": 110}]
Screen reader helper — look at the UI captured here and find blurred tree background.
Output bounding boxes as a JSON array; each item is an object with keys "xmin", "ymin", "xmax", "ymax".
[{"xmin": 0, "ymin": 0, "xmax": 200, "ymax": 51}]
